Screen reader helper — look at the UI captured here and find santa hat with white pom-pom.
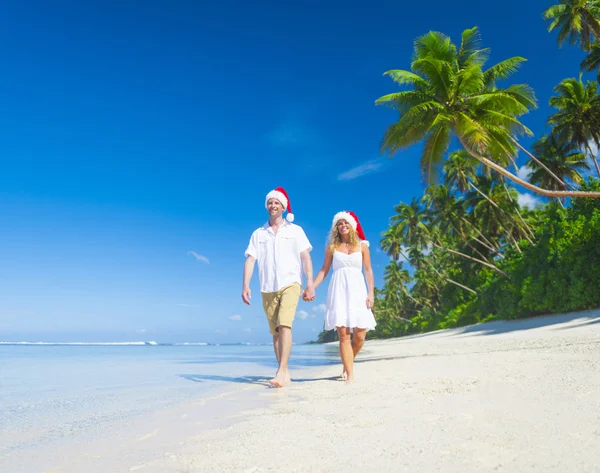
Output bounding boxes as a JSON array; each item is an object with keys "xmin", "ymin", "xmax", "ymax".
[
  {"xmin": 331, "ymin": 210, "xmax": 369, "ymax": 246},
  {"xmin": 265, "ymin": 187, "xmax": 295, "ymax": 222}
]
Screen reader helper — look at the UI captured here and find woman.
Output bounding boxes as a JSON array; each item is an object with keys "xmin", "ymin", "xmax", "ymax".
[{"xmin": 310, "ymin": 211, "xmax": 376, "ymax": 383}]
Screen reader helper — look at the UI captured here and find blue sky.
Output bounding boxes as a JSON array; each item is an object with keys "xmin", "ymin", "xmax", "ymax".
[{"xmin": 0, "ymin": 0, "xmax": 593, "ymax": 343}]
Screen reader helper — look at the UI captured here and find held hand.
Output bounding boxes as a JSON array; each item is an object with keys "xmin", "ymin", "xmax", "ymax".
[
  {"xmin": 242, "ymin": 287, "xmax": 252, "ymax": 305},
  {"xmin": 303, "ymin": 286, "xmax": 316, "ymax": 302},
  {"xmin": 366, "ymin": 294, "xmax": 374, "ymax": 309}
]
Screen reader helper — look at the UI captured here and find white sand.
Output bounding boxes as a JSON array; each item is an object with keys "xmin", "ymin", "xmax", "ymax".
[
  {"xmin": 159, "ymin": 310, "xmax": 600, "ymax": 473},
  {"xmin": 31, "ymin": 310, "xmax": 600, "ymax": 473}
]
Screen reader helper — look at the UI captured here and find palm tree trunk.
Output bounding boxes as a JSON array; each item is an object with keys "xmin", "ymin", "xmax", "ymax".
[
  {"xmin": 467, "ymin": 180, "xmax": 535, "ymax": 245},
  {"xmin": 470, "ymin": 235, "xmax": 504, "ymax": 258},
  {"xmin": 514, "ymin": 141, "xmax": 573, "ymax": 190},
  {"xmin": 398, "ymin": 247, "xmax": 477, "ymax": 295},
  {"xmin": 498, "ymin": 179, "xmax": 537, "ymax": 242},
  {"xmin": 448, "ymin": 214, "xmax": 501, "ymax": 256},
  {"xmin": 459, "ymin": 138, "xmax": 600, "ymax": 198},
  {"xmin": 585, "ymin": 142, "xmax": 600, "ymax": 178},
  {"xmin": 459, "ymin": 216, "xmax": 500, "ymax": 252},
  {"xmin": 431, "ymin": 240, "xmax": 509, "ymax": 278},
  {"xmin": 506, "ymin": 232, "xmax": 522, "ymax": 254},
  {"xmin": 466, "ymin": 240, "xmax": 493, "ymax": 261}
]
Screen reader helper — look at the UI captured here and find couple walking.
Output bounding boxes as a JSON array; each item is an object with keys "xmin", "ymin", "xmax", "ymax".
[{"xmin": 242, "ymin": 186, "xmax": 376, "ymax": 387}]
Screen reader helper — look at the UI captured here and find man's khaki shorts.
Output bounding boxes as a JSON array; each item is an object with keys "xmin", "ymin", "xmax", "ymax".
[{"xmin": 261, "ymin": 283, "xmax": 302, "ymax": 335}]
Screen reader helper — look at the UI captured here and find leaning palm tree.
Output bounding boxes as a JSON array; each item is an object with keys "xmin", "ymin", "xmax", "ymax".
[
  {"xmin": 528, "ymin": 134, "xmax": 590, "ymax": 192},
  {"xmin": 581, "ymin": 42, "xmax": 600, "ymax": 82},
  {"xmin": 376, "ymin": 27, "xmax": 600, "ymax": 198},
  {"xmin": 548, "ymin": 76, "xmax": 600, "ymax": 176},
  {"xmin": 543, "ymin": 0, "xmax": 600, "ymax": 51}
]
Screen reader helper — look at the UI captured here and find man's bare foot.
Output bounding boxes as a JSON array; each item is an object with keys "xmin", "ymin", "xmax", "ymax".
[
  {"xmin": 269, "ymin": 369, "xmax": 290, "ymax": 388},
  {"xmin": 344, "ymin": 375, "xmax": 354, "ymax": 385}
]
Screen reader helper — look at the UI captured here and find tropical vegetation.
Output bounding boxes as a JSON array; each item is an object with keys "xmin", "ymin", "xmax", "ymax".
[{"xmin": 316, "ymin": 3, "xmax": 600, "ymax": 343}]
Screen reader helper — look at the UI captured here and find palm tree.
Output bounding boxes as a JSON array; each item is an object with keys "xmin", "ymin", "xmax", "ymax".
[
  {"xmin": 393, "ymin": 197, "xmax": 508, "ymax": 277},
  {"xmin": 383, "ymin": 261, "xmax": 412, "ymax": 300},
  {"xmin": 380, "ymin": 225, "xmax": 404, "ymax": 262},
  {"xmin": 376, "ymin": 27, "xmax": 600, "ymax": 198},
  {"xmin": 390, "ymin": 198, "xmax": 428, "ymax": 250},
  {"xmin": 581, "ymin": 42, "xmax": 600, "ymax": 82},
  {"xmin": 444, "ymin": 149, "xmax": 536, "ymax": 242},
  {"xmin": 423, "ymin": 184, "xmax": 498, "ymax": 257},
  {"xmin": 528, "ymin": 134, "xmax": 590, "ymax": 193},
  {"xmin": 444, "ymin": 150, "xmax": 481, "ymax": 194},
  {"xmin": 548, "ymin": 77, "xmax": 600, "ymax": 177},
  {"xmin": 543, "ymin": 0, "xmax": 600, "ymax": 51},
  {"xmin": 465, "ymin": 175, "xmax": 531, "ymax": 250}
]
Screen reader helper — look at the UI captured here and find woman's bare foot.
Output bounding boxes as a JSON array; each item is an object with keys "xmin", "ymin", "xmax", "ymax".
[{"xmin": 344, "ymin": 375, "xmax": 354, "ymax": 384}]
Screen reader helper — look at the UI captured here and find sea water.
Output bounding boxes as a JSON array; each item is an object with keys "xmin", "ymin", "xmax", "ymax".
[{"xmin": 0, "ymin": 342, "xmax": 339, "ymax": 470}]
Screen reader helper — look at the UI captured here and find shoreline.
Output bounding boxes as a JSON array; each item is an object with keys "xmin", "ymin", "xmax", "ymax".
[
  {"xmin": 3, "ymin": 309, "xmax": 599, "ymax": 472},
  {"xmin": 1, "ymin": 345, "xmax": 334, "ymax": 473}
]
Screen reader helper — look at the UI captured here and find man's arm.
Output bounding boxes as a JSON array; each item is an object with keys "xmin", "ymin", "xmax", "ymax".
[
  {"xmin": 242, "ymin": 255, "xmax": 256, "ymax": 305},
  {"xmin": 300, "ymin": 249, "xmax": 315, "ymax": 301}
]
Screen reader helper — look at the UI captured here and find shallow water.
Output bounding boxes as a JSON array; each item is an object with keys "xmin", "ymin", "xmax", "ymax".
[{"xmin": 0, "ymin": 342, "xmax": 339, "ymax": 469}]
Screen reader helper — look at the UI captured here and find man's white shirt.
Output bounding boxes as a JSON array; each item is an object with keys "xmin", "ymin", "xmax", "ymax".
[{"xmin": 245, "ymin": 220, "xmax": 312, "ymax": 293}]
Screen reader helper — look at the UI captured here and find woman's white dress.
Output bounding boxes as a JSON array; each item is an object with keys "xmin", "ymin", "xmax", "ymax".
[{"xmin": 324, "ymin": 247, "xmax": 377, "ymax": 331}]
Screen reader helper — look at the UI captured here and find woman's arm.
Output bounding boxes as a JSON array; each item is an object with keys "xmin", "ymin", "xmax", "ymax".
[
  {"xmin": 362, "ymin": 243, "xmax": 375, "ymax": 309},
  {"xmin": 313, "ymin": 246, "xmax": 334, "ymax": 291}
]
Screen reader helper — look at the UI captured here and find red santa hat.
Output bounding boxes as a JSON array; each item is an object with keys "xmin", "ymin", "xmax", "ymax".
[
  {"xmin": 331, "ymin": 211, "xmax": 369, "ymax": 246},
  {"xmin": 265, "ymin": 187, "xmax": 295, "ymax": 222}
]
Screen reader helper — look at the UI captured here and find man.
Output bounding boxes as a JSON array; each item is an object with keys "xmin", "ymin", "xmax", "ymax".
[{"xmin": 242, "ymin": 187, "xmax": 315, "ymax": 387}]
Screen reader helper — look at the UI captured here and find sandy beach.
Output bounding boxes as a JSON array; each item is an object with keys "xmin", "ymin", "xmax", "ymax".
[
  {"xmin": 8, "ymin": 310, "xmax": 599, "ymax": 473},
  {"xmin": 126, "ymin": 311, "xmax": 599, "ymax": 473}
]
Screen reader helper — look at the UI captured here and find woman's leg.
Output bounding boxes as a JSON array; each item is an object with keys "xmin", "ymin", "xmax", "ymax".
[
  {"xmin": 337, "ymin": 326, "xmax": 354, "ymax": 383},
  {"xmin": 352, "ymin": 328, "xmax": 367, "ymax": 358}
]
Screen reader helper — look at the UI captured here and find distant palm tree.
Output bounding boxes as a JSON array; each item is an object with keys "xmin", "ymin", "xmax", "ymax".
[
  {"xmin": 581, "ymin": 42, "xmax": 600, "ymax": 82},
  {"xmin": 376, "ymin": 27, "xmax": 600, "ymax": 198},
  {"xmin": 423, "ymin": 184, "xmax": 497, "ymax": 256},
  {"xmin": 543, "ymin": 0, "xmax": 600, "ymax": 51},
  {"xmin": 383, "ymin": 261, "xmax": 411, "ymax": 301},
  {"xmin": 443, "ymin": 150, "xmax": 481, "ymax": 194},
  {"xmin": 380, "ymin": 225, "xmax": 404, "ymax": 262},
  {"xmin": 548, "ymin": 77, "xmax": 600, "ymax": 177},
  {"xmin": 528, "ymin": 134, "xmax": 590, "ymax": 193}
]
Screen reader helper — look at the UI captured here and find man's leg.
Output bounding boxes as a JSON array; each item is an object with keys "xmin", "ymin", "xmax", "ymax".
[
  {"xmin": 270, "ymin": 325, "xmax": 292, "ymax": 387},
  {"xmin": 272, "ymin": 333, "xmax": 280, "ymax": 365},
  {"xmin": 261, "ymin": 292, "xmax": 280, "ymax": 364},
  {"xmin": 269, "ymin": 284, "xmax": 301, "ymax": 387}
]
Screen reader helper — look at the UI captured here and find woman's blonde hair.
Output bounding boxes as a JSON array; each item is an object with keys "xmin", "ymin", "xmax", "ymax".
[{"xmin": 328, "ymin": 220, "xmax": 359, "ymax": 253}]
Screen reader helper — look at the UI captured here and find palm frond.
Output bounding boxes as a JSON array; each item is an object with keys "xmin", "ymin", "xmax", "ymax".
[
  {"xmin": 543, "ymin": 4, "xmax": 566, "ymax": 23},
  {"xmin": 483, "ymin": 57, "xmax": 527, "ymax": 86},
  {"xmin": 458, "ymin": 26, "xmax": 489, "ymax": 67},
  {"xmin": 381, "ymin": 70, "xmax": 429, "ymax": 88},
  {"xmin": 414, "ymin": 31, "xmax": 456, "ymax": 62},
  {"xmin": 421, "ymin": 124, "xmax": 451, "ymax": 185}
]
